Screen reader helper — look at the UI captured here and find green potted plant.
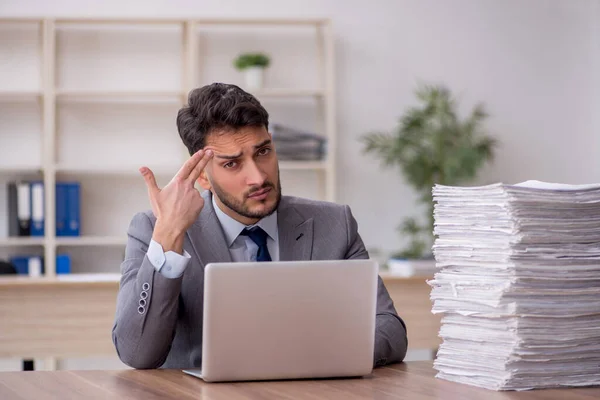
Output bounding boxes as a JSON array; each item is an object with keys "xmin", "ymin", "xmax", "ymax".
[
  {"xmin": 361, "ymin": 83, "xmax": 498, "ymax": 275},
  {"xmin": 233, "ymin": 52, "xmax": 271, "ymax": 90}
]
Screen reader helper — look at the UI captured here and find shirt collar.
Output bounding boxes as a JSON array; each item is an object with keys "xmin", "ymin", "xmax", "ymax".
[{"xmin": 212, "ymin": 193, "xmax": 278, "ymax": 247}]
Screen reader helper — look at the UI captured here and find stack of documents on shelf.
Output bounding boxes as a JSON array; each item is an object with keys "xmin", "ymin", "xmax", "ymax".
[
  {"xmin": 270, "ymin": 123, "xmax": 326, "ymax": 161},
  {"xmin": 429, "ymin": 180, "xmax": 600, "ymax": 391}
]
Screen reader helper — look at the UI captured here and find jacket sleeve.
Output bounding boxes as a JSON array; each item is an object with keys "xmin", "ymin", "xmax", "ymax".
[
  {"xmin": 111, "ymin": 212, "xmax": 184, "ymax": 369},
  {"xmin": 343, "ymin": 205, "xmax": 409, "ymax": 367}
]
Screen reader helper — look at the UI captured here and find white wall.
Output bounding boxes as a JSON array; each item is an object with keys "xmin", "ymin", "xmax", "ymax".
[{"xmin": 1, "ymin": 0, "xmax": 597, "ymax": 257}]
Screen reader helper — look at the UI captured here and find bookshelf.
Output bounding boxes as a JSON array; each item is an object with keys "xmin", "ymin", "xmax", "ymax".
[{"xmin": 0, "ymin": 17, "xmax": 336, "ymax": 279}]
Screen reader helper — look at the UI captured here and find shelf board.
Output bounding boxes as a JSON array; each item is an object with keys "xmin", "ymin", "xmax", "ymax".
[
  {"xmin": 0, "ymin": 91, "xmax": 42, "ymax": 101},
  {"xmin": 196, "ymin": 18, "xmax": 327, "ymax": 26},
  {"xmin": 0, "ymin": 273, "xmax": 121, "ymax": 287},
  {"xmin": 253, "ymin": 88, "xmax": 325, "ymax": 98},
  {"xmin": 0, "ymin": 237, "xmax": 45, "ymax": 247},
  {"xmin": 0, "ymin": 18, "xmax": 42, "ymax": 23},
  {"xmin": 56, "ymin": 162, "xmax": 326, "ymax": 174},
  {"xmin": 54, "ymin": 17, "xmax": 327, "ymax": 26},
  {"xmin": 55, "ymin": 163, "xmax": 180, "ymax": 176},
  {"xmin": 55, "ymin": 236, "xmax": 127, "ymax": 246},
  {"xmin": 0, "ymin": 165, "xmax": 43, "ymax": 174},
  {"xmin": 55, "ymin": 273, "xmax": 122, "ymax": 282},
  {"xmin": 53, "ymin": 89, "xmax": 323, "ymax": 101},
  {"xmin": 279, "ymin": 161, "xmax": 327, "ymax": 170},
  {"xmin": 56, "ymin": 90, "xmax": 184, "ymax": 103}
]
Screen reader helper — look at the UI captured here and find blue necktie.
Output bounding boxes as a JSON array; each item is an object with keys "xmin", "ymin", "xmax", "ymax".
[{"xmin": 240, "ymin": 227, "xmax": 272, "ymax": 262}]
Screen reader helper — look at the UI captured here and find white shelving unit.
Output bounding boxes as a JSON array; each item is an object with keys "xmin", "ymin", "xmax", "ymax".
[
  {"xmin": 54, "ymin": 236, "xmax": 127, "ymax": 247},
  {"xmin": 0, "ymin": 17, "xmax": 336, "ymax": 278}
]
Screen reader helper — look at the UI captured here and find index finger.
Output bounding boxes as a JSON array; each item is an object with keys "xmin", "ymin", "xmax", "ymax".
[
  {"xmin": 188, "ymin": 149, "xmax": 214, "ymax": 183},
  {"xmin": 175, "ymin": 149, "xmax": 204, "ymax": 180}
]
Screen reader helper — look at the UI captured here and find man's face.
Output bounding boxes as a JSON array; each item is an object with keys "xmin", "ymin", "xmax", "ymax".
[{"xmin": 199, "ymin": 126, "xmax": 281, "ymax": 225}]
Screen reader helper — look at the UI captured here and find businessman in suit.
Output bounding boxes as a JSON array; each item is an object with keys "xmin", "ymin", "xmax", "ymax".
[{"xmin": 111, "ymin": 83, "xmax": 408, "ymax": 370}]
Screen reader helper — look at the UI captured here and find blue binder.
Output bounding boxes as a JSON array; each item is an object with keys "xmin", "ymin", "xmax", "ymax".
[
  {"xmin": 56, "ymin": 181, "xmax": 80, "ymax": 236},
  {"xmin": 55, "ymin": 182, "xmax": 68, "ymax": 236},
  {"xmin": 66, "ymin": 182, "xmax": 80, "ymax": 236},
  {"xmin": 9, "ymin": 256, "xmax": 30, "ymax": 275},
  {"xmin": 56, "ymin": 254, "xmax": 71, "ymax": 274}
]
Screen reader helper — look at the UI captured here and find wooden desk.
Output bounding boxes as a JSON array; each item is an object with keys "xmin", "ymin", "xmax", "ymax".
[
  {"xmin": 0, "ymin": 273, "xmax": 440, "ymax": 361},
  {"xmin": 0, "ymin": 361, "xmax": 598, "ymax": 400}
]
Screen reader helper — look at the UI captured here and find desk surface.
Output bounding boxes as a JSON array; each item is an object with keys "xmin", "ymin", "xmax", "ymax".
[{"xmin": 0, "ymin": 362, "xmax": 598, "ymax": 400}]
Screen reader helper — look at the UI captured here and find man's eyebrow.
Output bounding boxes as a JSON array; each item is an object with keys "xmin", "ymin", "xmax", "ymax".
[
  {"xmin": 254, "ymin": 139, "xmax": 272, "ymax": 149},
  {"xmin": 214, "ymin": 140, "xmax": 272, "ymax": 160},
  {"xmin": 215, "ymin": 152, "xmax": 242, "ymax": 160}
]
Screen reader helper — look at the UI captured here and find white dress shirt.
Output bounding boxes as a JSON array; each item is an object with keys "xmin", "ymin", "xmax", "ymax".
[{"xmin": 147, "ymin": 194, "xmax": 279, "ymax": 278}]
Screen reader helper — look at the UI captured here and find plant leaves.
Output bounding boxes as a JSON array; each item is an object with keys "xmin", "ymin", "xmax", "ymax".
[{"xmin": 360, "ymin": 83, "xmax": 498, "ymax": 258}]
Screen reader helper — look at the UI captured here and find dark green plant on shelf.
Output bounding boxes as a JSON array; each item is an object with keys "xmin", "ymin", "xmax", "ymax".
[
  {"xmin": 361, "ymin": 83, "xmax": 498, "ymax": 259},
  {"xmin": 233, "ymin": 52, "xmax": 271, "ymax": 70}
]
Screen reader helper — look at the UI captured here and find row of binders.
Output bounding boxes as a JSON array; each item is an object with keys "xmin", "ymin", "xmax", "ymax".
[
  {"xmin": 270, "ymin": 123, "xmax": 327, "ymax": 161},
  {"xmin": 8, "ymin": 253, "xmax": 72, "ymax": 276},
  {"xmin": 7, "ymin": 180, "xmax": 81, "ymax": 237}
]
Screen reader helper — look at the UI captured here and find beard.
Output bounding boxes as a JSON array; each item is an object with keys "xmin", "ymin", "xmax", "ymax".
[{"xmin": 210, "ymin": 172, "xmax": 282, "ymax": 220}]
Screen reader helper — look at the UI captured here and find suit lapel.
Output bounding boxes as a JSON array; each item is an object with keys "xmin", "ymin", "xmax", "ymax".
[
  {"xmin": 185, "ymin": 190, "xmax": 233, "ymax": 266},
  {"xmin": 278, "ymin": 197, "xmax": 314, "ymax": 261},
  {"xmin": 185, "ymin": 193, "xmax": 314, "ymax": 263}
]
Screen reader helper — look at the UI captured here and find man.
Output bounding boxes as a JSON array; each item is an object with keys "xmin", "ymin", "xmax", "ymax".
[{"xmin": 111, "ymin": 83, "xmax": 408, "ymax": 370}]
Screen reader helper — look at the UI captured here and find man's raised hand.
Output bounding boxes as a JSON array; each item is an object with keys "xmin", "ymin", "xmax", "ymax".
[{"xmin": 140, "ymin": 149, "xmax": 213, "ymax": 254}]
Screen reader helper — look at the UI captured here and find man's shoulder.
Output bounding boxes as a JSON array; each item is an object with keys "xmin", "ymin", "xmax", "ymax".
[
  {"xmin": 130, "ymin": 209, "xmax": 157, "ymax": 227},
  {"xmin": 141, "ymin": 209, "xmax": 157, "ymax": 220},
  {"xmin": 281, "ymin": 195, "xmax": 345, "ymax": 210},
  {"xmin": 280, "ymin": 195, "xmax": 348, "ymax": 220}
]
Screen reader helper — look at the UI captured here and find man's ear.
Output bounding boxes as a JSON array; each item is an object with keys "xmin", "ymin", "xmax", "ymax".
[{"xmin": 197, "ymin": 169, "xmax": 211, "ymax": 191}]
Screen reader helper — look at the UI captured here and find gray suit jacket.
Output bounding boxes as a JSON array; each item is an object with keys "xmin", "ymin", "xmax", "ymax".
[{"xmin": 112, "ymin": 191, "xmax": 408, "ymax": 369}]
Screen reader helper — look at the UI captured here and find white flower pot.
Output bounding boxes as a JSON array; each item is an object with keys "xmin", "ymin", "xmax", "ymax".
[{"xmin": 244, "ymin": 66, "xmax": 264, "ymax": 90}]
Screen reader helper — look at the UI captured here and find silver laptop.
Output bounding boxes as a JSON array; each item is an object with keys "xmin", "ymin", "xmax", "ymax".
[{"xmin": 183, "ymin": 259, "xmax": 379, "ymax": 382}]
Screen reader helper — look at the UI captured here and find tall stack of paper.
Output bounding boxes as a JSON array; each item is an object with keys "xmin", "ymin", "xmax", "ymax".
[{"xmin": 429, "ymin": 180, "xmax": 600, "ymax": 391}]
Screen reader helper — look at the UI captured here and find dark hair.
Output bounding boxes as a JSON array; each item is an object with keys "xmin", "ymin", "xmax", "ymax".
[{"xmin": 176, "ymin": 83, "xmax": 269, "ymax": 155}]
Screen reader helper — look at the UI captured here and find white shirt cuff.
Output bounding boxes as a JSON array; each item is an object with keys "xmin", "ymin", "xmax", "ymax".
[{"xmin": 147, "ymin": 239, "xmax": 191, "ymax": 279}]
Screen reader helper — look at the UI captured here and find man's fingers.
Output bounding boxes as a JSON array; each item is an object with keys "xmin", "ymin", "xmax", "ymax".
[
  {"xmin": 175, "ymin": 149, "xmax": 204, "ymax": 181},
  {"xmin": 188, "ymin": 150, "xmax": 213, "ymax": 183},
  {"xmin": 140, "ymin": 167, "xmax": 159, "ymax": 195}
]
